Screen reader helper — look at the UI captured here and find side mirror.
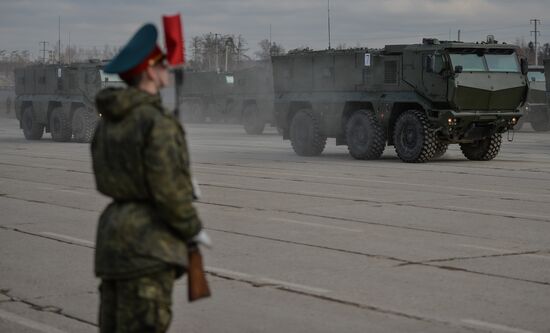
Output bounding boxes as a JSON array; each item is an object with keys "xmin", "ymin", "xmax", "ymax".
[
  {"xmin": 454, "ymin": 65, "xmax": 463, "ymax": 74},
  {"xmin": 520, "ymin": 58, "xmax": 528, "ymax": 75},
  {"xmin": 426, "ymin": 55, "xmax": 434, "ymax": 73}
]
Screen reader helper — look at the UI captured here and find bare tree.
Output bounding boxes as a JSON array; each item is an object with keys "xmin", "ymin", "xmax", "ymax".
[
  {"xmin": 186, "ymin": 33, "xmax": 251, "ymax": 71},
  {"xmin": 254, "ymin": 39, "xmax": 285, "ymax": 60}
]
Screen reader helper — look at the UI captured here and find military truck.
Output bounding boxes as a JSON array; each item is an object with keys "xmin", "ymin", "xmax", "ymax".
[
  {"xmin": 516, "ymin": 65, "xmax": 549, "ymax": 131},
  {"xmin": 272, "ymin": 38, "xmax": 528, "ymax": 162},
  {"xmin": 14, "ymin": 61, "xmax": 123, "ymax": 142},
  {"xmin": 545, "ymin": 58, "xmax": 550, "ymax": 118},
  {"xmin": 180, "ymin": 62, "xmax": 275, "ymax": 134}
]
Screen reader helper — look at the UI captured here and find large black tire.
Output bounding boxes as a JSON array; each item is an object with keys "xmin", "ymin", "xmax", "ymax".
[
  {"xmin": 72, "ymin": 107, "xmax": 98, "ymax": 143},
  {"xmin": 243, "ymin": 104, "xmax": 265, "ymax": 135},
  {"xmin": 393, "ymin": 110, "xmax": 437, "ymax": 163},
  {"xmin": 433, "ymin": 141, "xmax": 449, "ymax": 159},
  {"xmin": 50, "ymin": 108, "xmax": 72, "ymax": 142},
  {"xmin": 460, "ymin": 133, "xmax": 502, "ymax": 161},
  {"xmin": 289, "ymin": 109, "xmax": 327, "ymax": 156},
  {"xmin": 345, "ymin": 110, "xmax": 385, "ymax": 160},
  {"xmin": 21, "ymin": 107, "xmax": 44, "ymax": 140}
]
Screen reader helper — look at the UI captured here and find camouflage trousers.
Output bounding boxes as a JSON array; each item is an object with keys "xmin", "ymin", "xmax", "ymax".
[{"xmin": 99, "ymin": 269, "xmax": 176, "ymax": 333}]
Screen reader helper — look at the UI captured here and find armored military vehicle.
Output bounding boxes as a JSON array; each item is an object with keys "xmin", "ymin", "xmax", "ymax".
[
  {"xmin": 14, "ymin": 61, "xmax": 123, "ymax": 142},
  {"xmin": 180, "ymin": 62, "xmax": 275, "ymax": 134},
  {"xmin": 272, "ymin": 38, "xmax": 528, "ymax": 162},
  {"xmin": 516, "ymin": 65, "xmax": 549, "ymax": 131},
  {"xmin": 545, "ymin": 58, "xmax": 550, "ymax": 116}
]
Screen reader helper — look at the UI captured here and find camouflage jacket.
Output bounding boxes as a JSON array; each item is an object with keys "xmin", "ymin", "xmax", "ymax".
[{"xmin": 91, "ymin": 87, "xmax": 202, "ymax": 279}]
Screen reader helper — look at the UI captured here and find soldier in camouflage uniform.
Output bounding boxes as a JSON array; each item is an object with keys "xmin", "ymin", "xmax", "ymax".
[{"xmin": 91, "ymin": 23, "xmax": 203, "ymax": 333}]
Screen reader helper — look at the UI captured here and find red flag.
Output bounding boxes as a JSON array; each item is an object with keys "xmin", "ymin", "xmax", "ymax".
[{"xmin": 162, "ymin": 14, "xmax": 185, "ymax": 66}]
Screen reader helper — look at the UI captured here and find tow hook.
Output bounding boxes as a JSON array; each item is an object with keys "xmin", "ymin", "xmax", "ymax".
[{"xmin": 507, "ymin": 128, "xmax": 515, "ymax": 142}]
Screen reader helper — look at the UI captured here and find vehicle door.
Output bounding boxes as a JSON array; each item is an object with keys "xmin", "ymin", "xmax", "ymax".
[{"xmin": 421, "ymin": 51, "xmax": 448, "ymax": 102}]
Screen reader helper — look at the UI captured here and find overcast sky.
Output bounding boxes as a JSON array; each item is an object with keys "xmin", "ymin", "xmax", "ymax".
[{"xmin": 0, "ymin": 0, "xmax": 548, "ymax": 60}]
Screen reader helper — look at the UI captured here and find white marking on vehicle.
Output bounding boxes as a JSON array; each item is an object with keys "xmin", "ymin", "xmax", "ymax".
[{"xmin": 0, "ymin": 309, "xmax": 69, "ymax": 333}]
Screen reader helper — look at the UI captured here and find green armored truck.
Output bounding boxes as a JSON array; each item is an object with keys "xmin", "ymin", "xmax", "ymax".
[
  {"xmin": 516, "ymin": 65, "xmax": 549, "ymax": 131},
  {"xmin": 14, "ymin": 61, "xmax": 123, "ymax": 142},
  {"xmin": 545, "ymin": 59, "xmax": 550, "ymax": 115},
  {"xmin": 180, "ymin": 62, "xmax": 275, "ymax": 134},
  {"xmin": 272, "ymin": 38, "xmax": 528, "ymax": 162}
]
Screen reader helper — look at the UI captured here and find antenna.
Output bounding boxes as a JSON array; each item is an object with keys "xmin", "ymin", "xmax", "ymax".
[
  {"xmin": 58, "ymin": 16, "xmax": 61, "ymax": 64},
  {"xmin": 530, "ymin": 19, "xmax": 541, "ymax": 65},
  {"xmin": 68, "ymin": 32, "xmax": 71, "ymax": 64},
  {"xmin": 40, "ymin": 41, "xmax": 48, "ymax": 63},
  {"xmin": 327, "ymin": 0, "xmax": 331, "ymax": 49}
]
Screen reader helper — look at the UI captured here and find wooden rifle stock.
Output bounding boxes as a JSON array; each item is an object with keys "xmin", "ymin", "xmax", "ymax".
[{"xmin": 187, "ymin": 246, "xmax": 211, "ymax": 302}]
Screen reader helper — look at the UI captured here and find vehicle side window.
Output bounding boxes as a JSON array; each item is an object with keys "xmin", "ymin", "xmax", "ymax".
[
  {"xmin": 426, "ymin": 54, "xmax": 445, "ymax": 74},
  {"xmin": 433, "ymin": 54, "xmax": 444, "ymax": 74}
]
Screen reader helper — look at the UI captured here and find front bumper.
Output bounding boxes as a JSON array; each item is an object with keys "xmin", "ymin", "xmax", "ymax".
[{"xmin": 433, "ymin": 110, "xmax": 522, "ymax": 143}]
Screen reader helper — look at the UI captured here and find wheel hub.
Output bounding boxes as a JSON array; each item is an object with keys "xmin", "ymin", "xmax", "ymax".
[{"xmin": 402, "ymin": 124, "xmax": 418, "ymax": 149}]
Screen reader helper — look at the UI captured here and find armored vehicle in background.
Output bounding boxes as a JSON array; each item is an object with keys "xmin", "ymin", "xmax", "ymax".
[
  {"xmin": 14, "ymin": 61, "xmax": 123, "ymax": 142},
  {"xmin": 516, "ymin": 65, "xmax": 549, "ymax": 131},
  {"xmin": 180, "ymin": 62, "xmax": 275, "ymax": 134},
  {"xmin": 272, "ymin": 38, "xmax": 528, "ymax": 162},
  {"xmin": 545, "ymin": 59, "xmax": 550, "ymax": 116}
]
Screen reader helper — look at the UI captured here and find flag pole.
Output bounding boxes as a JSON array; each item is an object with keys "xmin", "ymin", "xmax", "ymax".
[
  {"xmin": 174, "ymin": 68, "xmax": 183, "ymax": 119},
  {"xmin": 163, "ymin": 14, "xmax": 186, "ymax": 120}
]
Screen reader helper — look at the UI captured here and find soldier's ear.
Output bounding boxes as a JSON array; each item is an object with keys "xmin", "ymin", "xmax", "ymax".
[{"xmin": 143, "ymin": 66, "xmax": 156, "ymax": 82}]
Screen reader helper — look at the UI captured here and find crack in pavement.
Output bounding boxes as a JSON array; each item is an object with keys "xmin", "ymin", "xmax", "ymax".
[
  {"xmin": 0, "ymin": 229, "xmax": 480, "ymax": 332},
  {"xmin": 195, "ymin": 158, "xmax": 550, "ymax": 181},
  {"xmin": 0, "ymin": 175, "xmax": 93, "ymax": 191},
  {"xmin": 198, "ymin": 200, "xmax": 496, "ymax": 240},
  {"xmin": 2, "ymin": 202, "xmax": 548, "ymax": 287},
  {"xmin": 207, "ymin": 227, "xmax": 409, "ymax": 264},
  {"xmin": 0, "ymin": 289, "xmax": 97, "ymax": 327},
  {"xmin": 0, "ymin": 161, "xmax": 90, "ymax": 174},
  {"xmin": 0, "ymin": 226, "xmax": 94, "ymax": 249},
  {"xmin": 399, "ymin": 250, "xmax": 547, "ymax": 266},
  {"xmin": 394, "ymin": 202, "xmax": 550, "ymax": 224},
  {"xmin": 207, "ymin": 272, "xmax": 483, "ymax": 332},
  {"xmin": 206, "ymin": 227, "xmax": 550, "ymax": 287},
  {"xmin": 0, "ymin": 194, "xmax": 98, "ymax": 213},
  {"xmin": 4, "ymin": 223, "xmax": 549, "ymax": 287},
  {"xmin": 198, "ymin": 183, "xmax": 550, "ymax": 223}
]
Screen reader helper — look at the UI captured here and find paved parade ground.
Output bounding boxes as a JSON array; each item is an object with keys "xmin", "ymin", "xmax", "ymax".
[{"xmin": 1, "ymin": 118, "xmax": 549, "ymax": 333}]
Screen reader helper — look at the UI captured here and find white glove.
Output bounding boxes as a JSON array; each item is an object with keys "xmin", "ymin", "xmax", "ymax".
[
  {"xmin": 192, "ymin": 230, "xmax": 212, "ymax": 249},
  {"xmin": 191, "ymin": 177, "xmax": 201, "ymax": 200}
]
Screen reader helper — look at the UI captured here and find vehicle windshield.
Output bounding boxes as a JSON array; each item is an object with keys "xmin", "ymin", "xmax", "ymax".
[
  {"xmin": 449, "ymin": 50, "xmax": 520, "ymax": 72},
  {"xmin": 527, "ymin": 71, "xmax": 545, "ymax": 82},
  {"xmin": 100, "ymin": 70, "xmax": 125, "ymax": 87},
  {"xmin": 449, "ymin": 54, "xmax": 485, "ymax": 72},
  {"xmin": 485, "ymin": 54, "xmax": 519, "ymax": 72}
]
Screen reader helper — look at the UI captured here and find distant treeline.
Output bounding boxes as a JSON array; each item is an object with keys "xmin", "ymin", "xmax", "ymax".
[{"xmin": 186, "ymin": 33, "xmax": 285, "ymax": 72}]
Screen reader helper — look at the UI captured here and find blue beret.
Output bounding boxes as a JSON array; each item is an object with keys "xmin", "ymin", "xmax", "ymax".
[{"xmin": 104, "ymin": 23, "xmax": 159, "ymax": 74}]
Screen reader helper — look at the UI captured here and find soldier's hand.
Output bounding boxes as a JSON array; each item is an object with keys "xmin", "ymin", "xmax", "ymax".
[{"xmin": 190, "ymin": 230, "xmax": 212, "ymax": 249}]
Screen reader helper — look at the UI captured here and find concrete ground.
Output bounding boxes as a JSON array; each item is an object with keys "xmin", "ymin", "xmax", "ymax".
[{"xmin": 0, "ymin": 118, "xmax": 549, "ymax": 333}]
